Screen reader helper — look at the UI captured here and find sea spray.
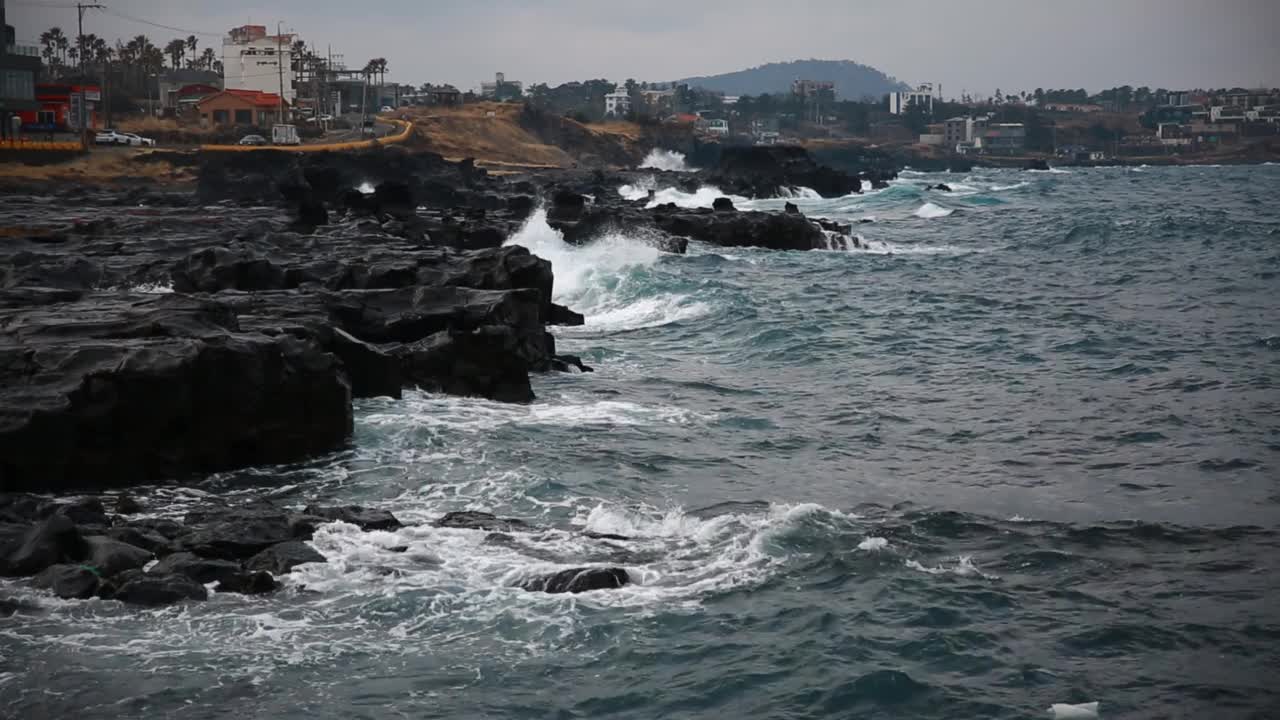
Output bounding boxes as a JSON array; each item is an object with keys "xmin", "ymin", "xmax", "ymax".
[{"xmin": 638, "ymin": 149, "xmax": 692, "ymax": 172}]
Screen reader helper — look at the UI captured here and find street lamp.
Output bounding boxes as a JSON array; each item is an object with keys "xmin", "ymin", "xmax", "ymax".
[{"xmin": 147, "ymin": 73, "xmax": 158, "ymax": 118}]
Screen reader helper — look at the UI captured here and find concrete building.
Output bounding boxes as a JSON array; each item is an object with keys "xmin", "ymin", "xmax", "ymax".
[
  {"xmin": 196, "ymin": 88, "xmax": 287, "ymax": 127},
  {"xmin": 943, "ymin": 115, "xmax": 990, "ymax": 150},
  {"xmin": 1, "ymin": 0, "xmax": 41, "ymax": 140},
  {"xmin": 975, "ymin": 123, "xmax": 1026, "ymax": 154},
  {"xmin": 480, "ymin": 72, "xmax": 522, "ymax": 100},
  {"xmin": 221, "ymin": 25, "xmax": 297, "ymax": 104},
  {"xmin": 701, "ymin": 117, "xmax": 729, "ymax": 136},
  {"xmin": 17, "ymin": 83, "xmax": 101, "ymax": 131},
  {"xmin": 604, "ymin": 85, "xmax": 631, "ymax": 118},
  {"xmin": 888, "ymin": 84, "xmax": 935, "ymax": 115}
]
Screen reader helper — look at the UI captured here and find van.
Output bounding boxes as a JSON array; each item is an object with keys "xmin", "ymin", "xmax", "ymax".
[{"xmin": 271, "ymin": 124, "xmax": 301, "ymax": 146}]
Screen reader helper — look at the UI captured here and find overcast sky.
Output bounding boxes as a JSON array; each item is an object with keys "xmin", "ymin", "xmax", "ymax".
[{"xmin": 10, "ymin": 0, "xmax": 1280, "ymax": 95}]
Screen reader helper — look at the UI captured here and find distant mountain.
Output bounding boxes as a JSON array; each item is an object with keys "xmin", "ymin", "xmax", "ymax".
[{"xmin": 677, "ymin": 59, "xmax": 910, "ymax": 100}]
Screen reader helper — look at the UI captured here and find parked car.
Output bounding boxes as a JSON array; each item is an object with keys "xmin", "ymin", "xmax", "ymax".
[
  {"xmin": 239, "ymin": 134, "xmax": 267, "ymax": 146},
  {"xmin": 121, "ymin": 133, "xmax": 156, "ymax": 147},
  {"xmin": 94, "ymin": 130, "xmax": 124, "ymax": 145},
  {"xmin": 380, "ymin": 105, "xmax": 394, "ymax": 113}
]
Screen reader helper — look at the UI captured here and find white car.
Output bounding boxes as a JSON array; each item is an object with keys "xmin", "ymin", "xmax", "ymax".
[
  {"xmin": 380, "ymin": 105, "xmax": 394, "ymax": 113},
  {"xmin": 93, "ymin": 130, "xmax": 155, "ymax": 147},
  {"xmin": 121, "ymin": 133, "xmax": 156, "ymax": 147}
]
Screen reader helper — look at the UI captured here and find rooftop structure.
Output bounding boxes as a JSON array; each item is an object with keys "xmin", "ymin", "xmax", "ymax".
[
  {"xmin": 889, "ymin": 84, "xmax": 935, "ymax": 115},
  {"xmin": 222, "ymin": 24, "xmax": 297, "ymax": 104}
]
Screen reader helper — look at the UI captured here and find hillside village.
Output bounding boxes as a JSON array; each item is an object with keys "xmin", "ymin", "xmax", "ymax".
[{"xmin": 3, "ymin": 9, "xmax": 1278, "ymax": 166}]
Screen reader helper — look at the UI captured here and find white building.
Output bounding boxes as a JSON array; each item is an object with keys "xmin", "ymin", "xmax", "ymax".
[
  {"xmin": 604, "ymin": 85, "xmax": 631, "ymax": 117},
  {"xmin": 480, "ymin": 72, "xmax": 523, "ymax": 99},
  {"xmin": 889, "ymin": 84, "xmax": 936, "ymax": 115},
  {"xmin": 221, "ymin": 25, "xmax": 296, "ymax": 104}
]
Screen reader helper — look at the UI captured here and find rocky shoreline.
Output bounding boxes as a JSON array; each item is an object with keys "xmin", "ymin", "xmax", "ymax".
[{"xmin": 1, "ymin": 144, "xmax": 885, "ymax": 604}]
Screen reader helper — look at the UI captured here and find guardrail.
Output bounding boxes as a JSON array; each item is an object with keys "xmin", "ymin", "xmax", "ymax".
[{"xmin": 198, "ymin": 118, "xmax": 413, "ymax": 152}]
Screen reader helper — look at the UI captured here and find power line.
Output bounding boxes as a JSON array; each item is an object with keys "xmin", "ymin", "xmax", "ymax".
[{"xmin": 99, "ymin": 8, "xmax": 223, "ymax": 37}]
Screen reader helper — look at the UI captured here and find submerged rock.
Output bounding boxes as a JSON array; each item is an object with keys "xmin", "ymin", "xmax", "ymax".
[
  {"xmin": 215, "ymin": 570, "xmax": 280, "ymax": 595},
  {"xmin": 520, "ymin": 567, "xmax": 631, "ymax": 594},
  {"xmin": 302, "ymin": 505, "xmax": 402, "ymax": 532},
  {"xmin": 435, "ymin": 511, "xmax": 534, "ymax": 533}
]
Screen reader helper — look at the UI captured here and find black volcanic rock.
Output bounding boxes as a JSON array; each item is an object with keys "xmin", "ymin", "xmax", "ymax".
[
  {"xmin": 520, "ymin": 567, "xmax": 631, "ymax": 594},
  {"xmin": 149, "ymin": 552, "xmax": 242, "ymax": 585},
  {"xmin": 33, "ymin": 564, "xmax": 101, "ymax": 599},
  {"xmin": 102, "ymin": 569, "xmax": 208, "ymax": 606},
  {"xmin": 302, "ymin": 505, "xmax": 402, "ymax": 531},
  {"xmin": 709, "ymin": 146, "xmax": 862, "ymax": 198},
  {"xmin": 245, "ymin": 541, "xmax": 326, "ymax": 575},
  {"xmin": 0, "ymin": 514, "xmax": 88, "ymax": 577},
  {"xmin": 434, "ymin": 511, "xmax": 533, "ymax": 532}
]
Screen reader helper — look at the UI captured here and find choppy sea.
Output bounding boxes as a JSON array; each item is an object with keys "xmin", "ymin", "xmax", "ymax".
[{"xmin": 3, "ymin": 162, "xmax": 1279, "ymax": 719}]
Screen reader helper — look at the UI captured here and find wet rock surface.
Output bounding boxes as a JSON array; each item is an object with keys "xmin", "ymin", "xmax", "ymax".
[{"xmin": 2, "ymin": 494, "xmax": 638, "ymax": 607}]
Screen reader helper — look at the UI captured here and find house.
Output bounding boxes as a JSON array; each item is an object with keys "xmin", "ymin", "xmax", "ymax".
[
  {"xmin": 699, "ymin": 117, "xmax": 729, "ymax": 136},
  {"xmin": 158, "ymin": 69, "xmax": 223, "ymax": 113},
  {"xmin": 604, "ymin": 85, "xmax": 631, "ymax": 118},
  {"xmin": 1210, "ymin": 105, "xmax": 1246, "ymax": 123},
  {"xmin": 196, "ymin": 89, "xmax": 286, "ymax": 127},
  {"xmin": 792, "ymin": 79, "xmax": 835, "ymax": 98},
  {"xmin": 222, "ymin": 25, "xmax": 297, "ymax": 104},
  {"xmin": 423, "ymin": 84, "xmax": 461, "ymax": 106},
  {"xmin": 172, "ymin": 84, "xmax": 222, "ymax": 117},
  {"xmin": 1, "ymin": 0, "xmax": 41, "ymax": 139},
  {"xmin": 17, "ymin": 83, "xmax": 101, "ymax": 132},
  {"xmin": 1042, "ymin": 103, "xmax": 1103, "ymax": 113},
  {"xmin": 888, "ymin": 84, "xmax": 935, "ymax": 115}
]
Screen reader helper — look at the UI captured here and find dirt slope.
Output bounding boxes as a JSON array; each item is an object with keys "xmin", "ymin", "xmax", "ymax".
[{"xmin": 401, "ymin": 102, "xmax": 646, "ymax": 169}]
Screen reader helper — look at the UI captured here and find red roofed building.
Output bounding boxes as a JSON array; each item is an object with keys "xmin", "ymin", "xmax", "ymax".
[{"xmin": 196, "ymin": 89, "xmax": 287, "ymax": 127}]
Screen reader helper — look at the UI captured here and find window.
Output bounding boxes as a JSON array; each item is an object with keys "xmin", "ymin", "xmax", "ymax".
[
  {"xmin": 37, "ymin": 110, "xmax": 56, "ymax": 125},
  {"xmin": 213, "ymin": 109, "xmax": 229, "ymax": 124},
  {"xmin": 1, "ymin": 69, "xmax": 35, "ymax": 100},
  {"xmin": 234, "ymin": 109, "xmax": 252, "ymax": 124}
]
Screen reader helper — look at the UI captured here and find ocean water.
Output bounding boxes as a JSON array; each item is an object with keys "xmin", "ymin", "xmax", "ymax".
[{"xmin": 3, "ymin": 165, "xmax": 1280, "ymax": 719}]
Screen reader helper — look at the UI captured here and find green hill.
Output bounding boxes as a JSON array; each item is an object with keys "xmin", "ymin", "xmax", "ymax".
[{"xmin": 677, "ymin": 59, "xmax": 910, "ymax": 100}]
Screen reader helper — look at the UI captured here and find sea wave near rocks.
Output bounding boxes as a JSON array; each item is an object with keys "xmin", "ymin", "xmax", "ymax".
[{"xmin": 2, "ymin": 162, "xmax": 1279, "ymax": 719}]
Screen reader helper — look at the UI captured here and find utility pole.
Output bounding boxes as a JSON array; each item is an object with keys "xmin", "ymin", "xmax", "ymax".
[
  {"xmin": 76, "ymin": 2, "xmax": 105, "ymax": 145},
  {"xmin": 276, "ymin": 21, "xmax": 285, "ymax": 123}
]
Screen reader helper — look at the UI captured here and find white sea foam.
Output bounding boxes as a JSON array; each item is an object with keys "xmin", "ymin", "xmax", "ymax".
[
  {"xmin": 1049, "ymin": 701, "xmax": 1100, "ymax": 719},
  {"xmin": 991, "ymin": 182, "xmax": 1030, "ymax": 191},
  {"xmin": 858, "ymin": 537, "xmax": 889, "ymax": 551},
  {"xmin": 776, "ymin": 186, "xmax": 822, "ymax": 200},
  {"xmin": 505, "ymin": 209, "xmax": 708, "ymax": 332},
  {"xmin": 647, "ymin": 186, "xmax": 746, "ymax": 209},
  {"xmin": 618, "ymin": 175, "xmax": 656, "ymax": 201},
  {"xmin": 356, "ymin": 181, "xmax": 375, "ymax": 194},
  {"xmin": 913, "ymin": 202, "xmax": 954, "ymax": 219},
  {"xmin": 905, "ymin": 555, "xmax": 997, "ymax": 579},
  {"xmin": 639, "ymin": 149, "xmax": 692, "ymax": 172},
  {"xmin": 127, "ymin": 282, "xmax": 174, "ymax": 294},
  {"xmin": 1027, "ymin": 167, "xmax": 1072, "ymax": 174}
]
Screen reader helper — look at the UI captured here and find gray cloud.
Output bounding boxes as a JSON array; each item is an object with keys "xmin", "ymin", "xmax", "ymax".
[{"xmin": 10, "ymin": 0, "xmax": 1279, "ymax": 94}]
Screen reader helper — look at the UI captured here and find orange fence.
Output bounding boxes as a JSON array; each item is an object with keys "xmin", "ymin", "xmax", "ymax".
[
  {"xmin": 0, "ymin": 139, "xmax": 84, "ymax": 152},
  {"xmin": 198, "ymin": 118, "xmax": 413, "ymax": 153}
]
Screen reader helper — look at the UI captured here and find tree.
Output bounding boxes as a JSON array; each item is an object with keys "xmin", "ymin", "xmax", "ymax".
[
  {"xmin": 199, "ymin": 47, "xmax": 217, "ymax": 71},
  {"xmin": 186, "ymin": 35, "xmax": 198, "ymax": 67},
  {"xmin": 168, "ymin": 38, "xmax": 190, "ymax": 69}
]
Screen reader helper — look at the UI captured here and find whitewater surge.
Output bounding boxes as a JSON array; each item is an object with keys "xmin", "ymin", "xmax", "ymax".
[
  {"xmin": 914, "ymin": 202, "xmax": 954, "ymax": 219},
  {"xmin": 504, "ymin": 209, "xmax": 710, "ymax": 332},
  {"xmin": 639, "ymin": 149, "xmax": 692, "ymax": 172}
]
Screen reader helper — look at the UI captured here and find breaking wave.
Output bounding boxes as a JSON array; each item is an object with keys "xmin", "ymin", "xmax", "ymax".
[
  {"xmin": 638, "ymin": 149, "xmax": 692, "ymax": 172},
  {"xmin": 914, "ymin": 202, "xmax": 954, "ymax": 219},
  {"xmin": 505, "ymin": 209, "xmax": 709, "ymax": 332}
]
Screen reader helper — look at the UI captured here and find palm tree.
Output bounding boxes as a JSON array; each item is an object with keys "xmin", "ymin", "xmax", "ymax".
[
  {"xmin": 186, "ymin": 35, "xmax": 198, "ymax": 67},
  {"xmin": 200, "ymin": 47, "xmax": 217, "ymax": 71},
  {"xmin": 165, "ymin": 38, "xmax": 186, "ymax": 70},
  {"xmin": 55, "ymin": 30, "xmax": 69, "ymax": 66}
]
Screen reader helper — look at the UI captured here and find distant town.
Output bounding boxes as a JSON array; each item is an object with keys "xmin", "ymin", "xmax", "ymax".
[{"xmin": 2, "ymin": 6, "xmax": 1278, "ymax": 165}]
